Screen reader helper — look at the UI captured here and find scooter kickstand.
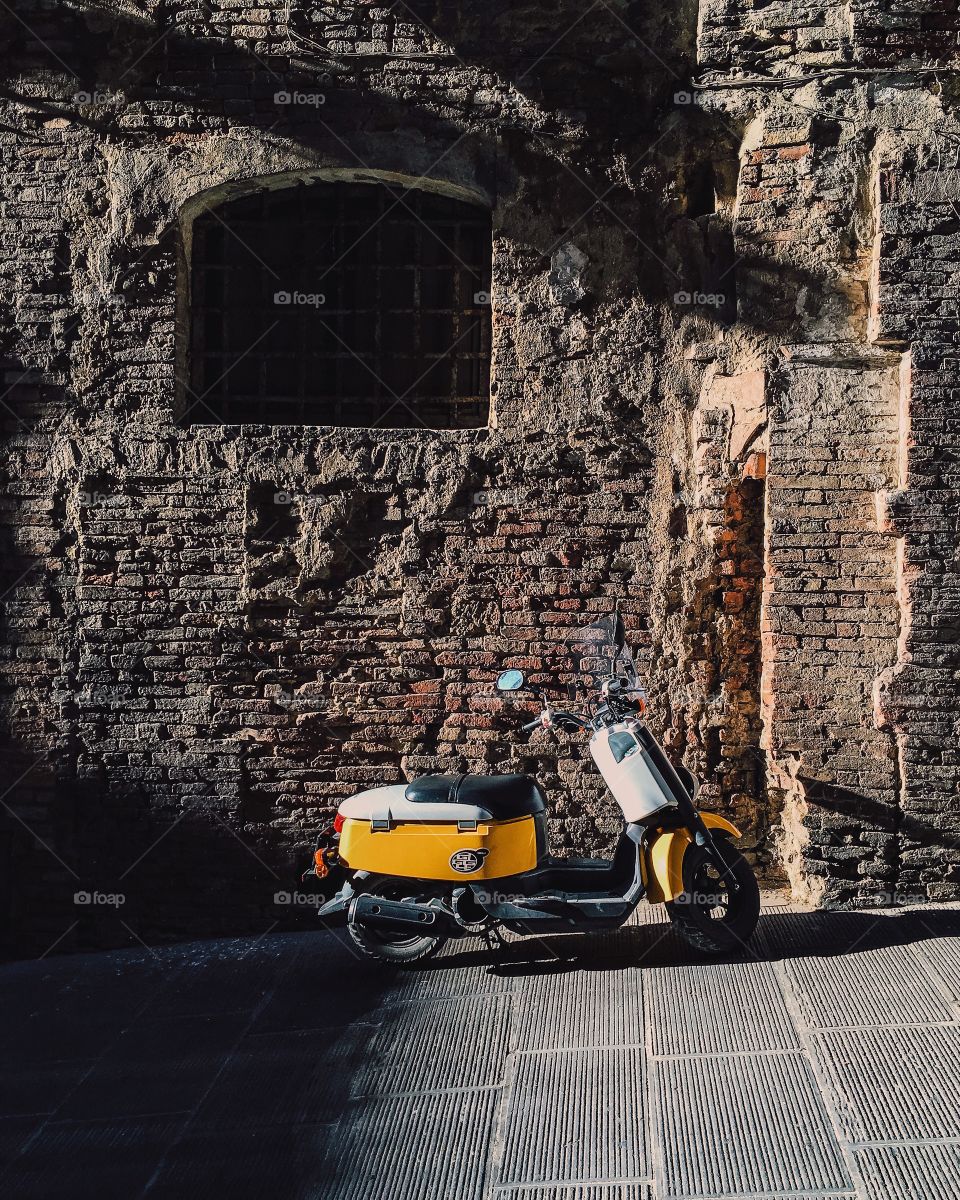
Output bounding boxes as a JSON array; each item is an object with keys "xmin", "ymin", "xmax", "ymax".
[{"xmin": 483, "ymin": 922, "xmax": 508, "ymax": 957}]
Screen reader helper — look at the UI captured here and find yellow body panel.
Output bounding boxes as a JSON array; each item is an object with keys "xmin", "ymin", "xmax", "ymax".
[
  {"xmin": 642, "ymin": 814, "xmax": 741, "ymax": 904},
  {"xmin": 339, "ymin": 814, "xmax": 538, "ymax": 881}
]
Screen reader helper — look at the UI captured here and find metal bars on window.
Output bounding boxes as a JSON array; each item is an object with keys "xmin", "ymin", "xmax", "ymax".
[{"xmin": 186, "ymin": 182, "xmax": 492, "ymax": 428}]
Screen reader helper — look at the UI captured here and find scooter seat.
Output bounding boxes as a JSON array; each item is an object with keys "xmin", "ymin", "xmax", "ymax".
[{"xmin": 404, "ymin": 773, "xmax": 547, "ymax": 820}]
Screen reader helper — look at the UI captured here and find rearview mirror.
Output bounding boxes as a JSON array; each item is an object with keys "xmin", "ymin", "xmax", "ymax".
[{"xmin": 496, "ymin": 669, "xmax": 525, "ymax": 692}]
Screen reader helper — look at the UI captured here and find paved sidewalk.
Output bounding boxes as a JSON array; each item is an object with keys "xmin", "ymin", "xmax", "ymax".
[{"xmin": 2, "ymin": 900, "xmax": 960, "ymax": 1199}]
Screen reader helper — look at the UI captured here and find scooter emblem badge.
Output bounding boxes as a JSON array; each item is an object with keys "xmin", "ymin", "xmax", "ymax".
[{"xmin": 449, "ymin": 848, "xmax": 489, "ymax": 874}]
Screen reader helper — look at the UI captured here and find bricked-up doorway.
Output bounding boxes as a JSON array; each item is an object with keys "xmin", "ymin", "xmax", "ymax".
[{"xmin": 182, "ymin": 181, "xmax": 492, "ymax": 427}]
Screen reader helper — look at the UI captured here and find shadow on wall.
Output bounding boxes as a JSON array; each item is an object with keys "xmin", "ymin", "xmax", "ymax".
[
  {"xmin": 0, "ymin": 364, "xmax": 320, "ymax": 957},
  {"xmin": 800, "ymin": 777, "xmax": 959, "ymax": 892},
  {"xmin": 0, "ymin": 769, "xmax": 319, "ymax": 962},
  {"xmin": 3, "ymin": 0, "xmax": 855, "ymax": 333},
  {"xmin": 5, "ymin": 0, "xmax": 696, "ymax": 131}
]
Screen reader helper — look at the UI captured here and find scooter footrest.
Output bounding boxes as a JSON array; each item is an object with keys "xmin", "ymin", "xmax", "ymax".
[{"xmin": 513, "ymin": 892, "xmax": 566, "ymax": 907}]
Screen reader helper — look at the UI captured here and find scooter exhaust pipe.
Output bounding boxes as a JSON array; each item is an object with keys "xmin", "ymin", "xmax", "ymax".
[{"xmin": 349, "ymin": 894, "xmax": 455, "ymax": 935}]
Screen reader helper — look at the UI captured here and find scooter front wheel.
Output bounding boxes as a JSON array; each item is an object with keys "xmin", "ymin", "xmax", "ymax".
[
  {"xmin": 346, "ymin": 879, "xmax": 448, "ymax": 965},
  {"xmin": 666, "ymin": 837, "xmax": 760, "ymax": 955}
]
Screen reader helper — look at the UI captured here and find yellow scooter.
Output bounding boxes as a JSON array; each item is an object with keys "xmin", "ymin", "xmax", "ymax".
[{"xmin": 308, "ymin": 614, "xmax": 760, "ymax": 964}]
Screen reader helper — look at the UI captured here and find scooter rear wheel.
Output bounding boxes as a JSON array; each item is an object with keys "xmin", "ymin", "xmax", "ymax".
[
  {"xmin": 666, "ymin": 837, "xmax": 760, "ymax": 955},
  {"xmin": 346, "ymin": 880, "xmax": 448, "ymax": 965}
]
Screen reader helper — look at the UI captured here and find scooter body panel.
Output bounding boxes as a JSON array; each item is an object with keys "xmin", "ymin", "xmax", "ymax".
[
  {"xmin": 339, "ymin": 784, "xmax": 494, "ymax": 824},
  {"xmin": 468, "ymin": 826, "xmax": 646, "ymax": 932},
  {"xmin": 643, "ymin": 813, "xmax": 742, "ymax": 903},
  {"xmin": 339, "ymin": 811, "xmax": 540, "ymax": 881},
  {"xmin": 589, "ymin": 720, "xmax": 681, "ymax": 822}
]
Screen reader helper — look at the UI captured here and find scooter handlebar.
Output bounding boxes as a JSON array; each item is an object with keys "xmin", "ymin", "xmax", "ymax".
[{"xmin": 522, "ymin": 710, "xmax": 589, "ymax": 733}]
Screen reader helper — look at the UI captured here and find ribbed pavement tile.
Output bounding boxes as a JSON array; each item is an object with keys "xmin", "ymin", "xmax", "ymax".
[
  {"xmin": 138, "ymin": 936, "xmax": 296, "ymax": 1019},
  {"xmin": 618, "ymin": 924, "xmax": 714, "ymax": 970},
  {"xmin": 756, "ymin": 908, "xmax": 924, "ymax": 961},
  {"xmin": 492, "ymin": 1186, "xmax": 652, "ymax": 1199},
  {"xmin": 813, "ymin": 1025, "xmax": 960, "ymax": 1144},
  {"xmin": 917, "ymin": 935, "xmax": 960, "ymax": 1006},
  {"xmin": 0, "ymin": 1116, "xmax": 39, "ymax": 1169},
  {"xmin": 502, "ymin": 923, "xmax": 693, "ymax": 971},
  {"xmin": 0, "ymin": 1061, "xmax": 93, "ymax": 1119},
  {"xmin": 512, "ymin": 967, "xmax": 643, "ymax": 1051},
  {"xmin": 783, "ymin": 943, "xmax": 957, "ymax": 1028},
  {"xmin": 647, "ymin": 959, "xmax": 800, "ymax": 1056},
  {"xmin": 383, "ymin": 936, "xmax": 517, "ymax": 1003},
  {"xmin": 54, "ymin": 1013, "xmax": 249, "ymax": 1121},
  {"xmin": 654, "ymin": 1051, "xmax": 852, "ymax": 1198},
  {"xmin": 145, "ymin": 1123, "xmax": 336, "ymax": 1199},
  {"xmin": 192, "ymin": 1025, "xmax": 376, "ymax": 1129},
  {"xmin": 494, "ymin": 1048, "xmax": 647, "ymax": 1186},
  {"xmin": 0, "ymin": 951, "xmax": 171, "ymax": 1067},
  {"xmin": 855, "ymin": 1141, "xmax": 960, "ymax": 1200},
  {"xmin": 4, "ymin": 1116, "xmax": 185, "ymax": 1200},
  {"xmin": 352, "ymin": 993, "xmax": 513, "ymax": 1097},
  {"xmin": 322, "ymin": 1086, "xmax": 499, "ymax": 1200},
  {"xmin": 249, "ymin": 936, "xmax": 388, "ymax": 1033}
]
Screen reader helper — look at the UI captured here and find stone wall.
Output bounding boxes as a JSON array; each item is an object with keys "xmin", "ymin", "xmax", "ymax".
[
  {"xmin": 1, "ymin": 0, "xmax": 959, "ymax": 952},
  {"xmin": 698, "ymin": 0, "xmax": 960, "ymax": 906}
]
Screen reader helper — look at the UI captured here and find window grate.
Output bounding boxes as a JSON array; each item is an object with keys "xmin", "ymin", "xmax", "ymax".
[{"xmin": 185, "ymin": 182, "xmax": 492, "ymax": 428}]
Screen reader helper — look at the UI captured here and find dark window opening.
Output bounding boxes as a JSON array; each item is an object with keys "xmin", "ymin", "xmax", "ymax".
[
  {"xmin": 686, "ymin": 161, "xmax": 717, "ymax": 219},
  {"xmin": 184, "ymin": 182, "xmax": 492, "ymax": 428}
]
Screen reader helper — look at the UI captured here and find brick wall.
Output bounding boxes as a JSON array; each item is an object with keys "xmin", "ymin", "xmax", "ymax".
[
  {"xmin": 1, "ymin": 0, "xmax": 959, "ymax": 951},
  {"xmin": 871, "ymin": 156, "xmax": 960, "ymax": 900},
  {"xmin": 698, "ymin": 0, "xmax": 960, "ymax": 74},
  {"xmin": 762, "ymin": 352, "xmax": 902, "ymax": 903},
  {"xmin": 698, "ymin": 4, "xmax": 960, "ymax": 904}
]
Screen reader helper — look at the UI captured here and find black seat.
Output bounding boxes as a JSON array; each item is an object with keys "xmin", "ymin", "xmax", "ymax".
[{"xmin": 404, "ymin": 773, "xmax": 546, "ymax": 820}]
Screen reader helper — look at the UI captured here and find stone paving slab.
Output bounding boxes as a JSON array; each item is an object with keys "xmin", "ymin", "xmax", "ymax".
[
  {"xmin": 385, "ymin": 935, "xmax": 517, "ymax": 1003},
  {"xmin": 646, "ymin": 959, "xmax": 800, "ymax": 1055},
  {"xmin": 146, "ymin": 1124, "xmax": 338, "ymax": 1199},
  {"xmin": 0, "ymin": 952, "xmax": 167, "ymax": 1066},
  {"xmin": 492, "ymin": 1186, "xmax": 652, "ymax": 1199},
  {"xmin": 493, "ymin": 1047, "xmax": 648, "ymax": 1186},
  {"xmin": 191, "ymin": 1026, "xmax": 373, "ymax": 1130},
  {"xmin": 248, "ymin": 937, "xmax": 386, "ymax": 1034},
  {"xmin": 351, "ymin": 992, "xmax": 514, "ymax": 1096},
  {"xmin": 511, "ymin": 964, "xmax": 643, "ymax": 1051},
  {"xmin": 654, "ymin": 1050, "xmax": 852, "ymax": 1198},
  {"xmin": 1, "ymin": 901, "xmax": 960, "ymax": 1199},
  {"xmin": 813, "ymin": 1023, "xmax": 960, "ymax": 1144},
  {"xmin": 55, "ymin": 1012, "xmax": 250, "ymax": 1122},
  {"xmin": 0, "ymin": 1061, "xmax": 92, "ymax": 1121},
  {"xmin": 855, "ymin": 1141, "xmax": 960, "ymax": 1200},
  {"xmin": 0, "ymin": 1116, "xmax": 38, "ymax": 1171},
  {"xmin": 783, "ymin": 942, "xmax": 958, "ymax": 1028},
  {"xmin": 136, "ymin": 938, "xmax": 295, "ymax": 1020},
  {"xmin": 4, "ymin": 1116, "xmax": 185, "ymax": 1200},
  {"xmin": 322, "ymin": 1086, "xmax": 499, "ymax": 1200},
  {"xmin": 916, "ymin": 934, "xmax": 960, "ymax": 1003}
]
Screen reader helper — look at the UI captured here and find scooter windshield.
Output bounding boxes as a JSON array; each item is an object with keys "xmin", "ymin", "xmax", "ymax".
[{"xmin": 564, "ymin": 608, "xmax": 640, "ymax": 692}]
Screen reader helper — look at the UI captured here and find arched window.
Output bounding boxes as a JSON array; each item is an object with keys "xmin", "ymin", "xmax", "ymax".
[{"xmin": 184, "ymin": 181, "xmax": 492, "ymax": 428}]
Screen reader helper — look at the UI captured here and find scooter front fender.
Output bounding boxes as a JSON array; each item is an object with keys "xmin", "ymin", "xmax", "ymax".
[{"xmin": 642, "ymin": 813, "xmax": 741, "ymax": 904}]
